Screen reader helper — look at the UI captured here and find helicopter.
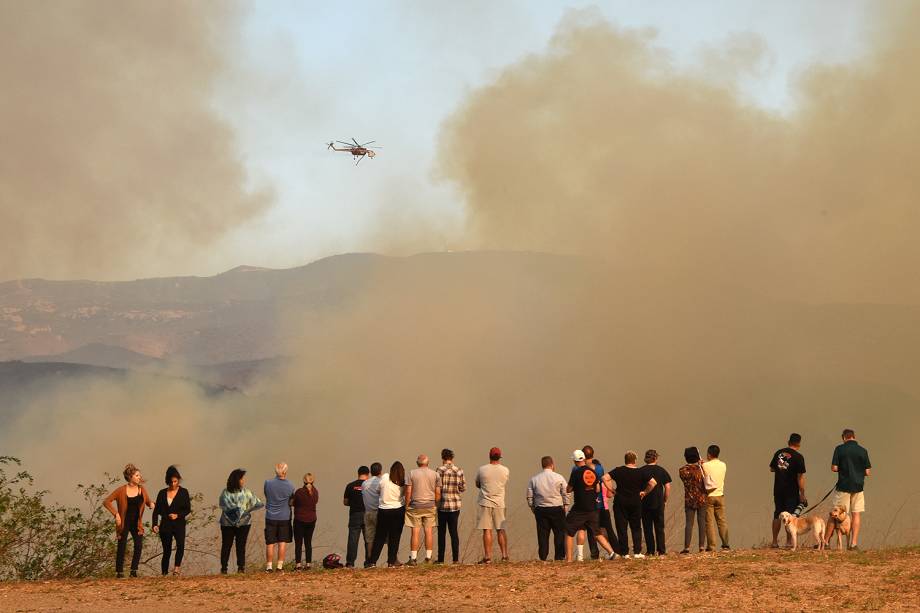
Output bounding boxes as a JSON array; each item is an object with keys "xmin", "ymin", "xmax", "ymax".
[{"xmin": 327, "ymin": 138, "xmax": 381, "ymax": 165}]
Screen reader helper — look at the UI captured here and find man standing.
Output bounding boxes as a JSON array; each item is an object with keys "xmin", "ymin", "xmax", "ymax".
[
  {"xmin": 702, "ymin": 445, "xmax": 729, "ymax": 551},
  {"xmin": 603, "ymin": 451, "xmax": 656, "ymax": 558},
  {"xmin": 263, "ymin": 463, "xmax": 295, "ymax": 572},
  {"xmin": 405, "ymin": 454, "xmax": 441, "ymax": 565},
  {"xmin": 343, "ymin": 466, "xmax": 369, "ymax": 568},
  {"xmin": 769, "ymin": 433, "xmax": 806, "ymax": 548},
  {"xmin": 361, "ymin": 462, "xmax": 382, "ymax": 567},
  {"xmin": 580, "ymin": 445, "xmax": 612, "ymax": 559},
  {"xmin": 527, "ymin": 455, "xmax": 568, "ymax": 561},
  {"xmin": 639, "ymin": 449, "xmax": 672, "ymax": 556},
  {"xmin": 828, "ymin": 429, "xmax": 871, "ymax": 550},
  {"xmin": 566, "ymin": 450, "xmax": 616, "ymax": 561},
  {"xmin": 436, "ymin": 449, "xmax": 465, "ymax": 564},
  {"xmin": 475, "ymin": 447, "xmax": 510, "ymax": 563}
]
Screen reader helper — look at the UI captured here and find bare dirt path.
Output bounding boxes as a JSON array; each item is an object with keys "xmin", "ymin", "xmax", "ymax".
[{"xmin": 2, "ymin": 548, "xmax": 918, "ymax": 612}]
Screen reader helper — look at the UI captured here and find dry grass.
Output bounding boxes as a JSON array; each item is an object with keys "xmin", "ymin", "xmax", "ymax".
[{"xmin": 1, "ymin": 547, "xmax": 918, "ymax": 612}]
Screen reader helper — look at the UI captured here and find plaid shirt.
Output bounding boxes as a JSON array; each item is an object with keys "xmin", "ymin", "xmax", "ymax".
[{"xmin": 436, "ymin": 463, "xmax": 466, "ymax": 511}]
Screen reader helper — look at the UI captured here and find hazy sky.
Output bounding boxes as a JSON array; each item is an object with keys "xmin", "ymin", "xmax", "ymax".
[{"xmin": 207, "ymin": 0, "xmax": 873, "ymax": 274}]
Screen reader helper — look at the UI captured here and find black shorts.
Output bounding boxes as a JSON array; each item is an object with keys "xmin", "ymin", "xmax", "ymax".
[
  {"xmin": 565, "ymin": 510, "xmax": 600, "ymax": 537},
  {"xmin": 773, "ymin": 494, "xmax": 799, "ymax": 519},
  {"xmin": 265, "ymin": 519, "xmax": 293, "ymax": 544}
]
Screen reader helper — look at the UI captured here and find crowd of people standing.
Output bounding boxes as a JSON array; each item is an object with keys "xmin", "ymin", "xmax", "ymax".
[{"xmin": 100, "ymin": 429, "xmax": 871, "ymax": 576}]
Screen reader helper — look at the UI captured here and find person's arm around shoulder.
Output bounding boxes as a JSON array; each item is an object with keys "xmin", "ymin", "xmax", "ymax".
[
  {"xmin": 404, "ymin": 481, "xmax": 414, "ymax": 508},
  {"xmin": 435, "ymin": 473, "xmax": 442, "ymax": 504},
  {"xmin": 640, "ymin": 478, "xmax": 657, "ymax": 500}
]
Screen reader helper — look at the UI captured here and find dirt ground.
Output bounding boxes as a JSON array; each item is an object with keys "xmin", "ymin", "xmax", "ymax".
[{"xmin": 2, "ymin": 548, "xmax": 918, "ymax": 612}]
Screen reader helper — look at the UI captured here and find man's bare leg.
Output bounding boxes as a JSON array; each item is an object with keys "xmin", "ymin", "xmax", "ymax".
[
  {"xmin": 266, "ymin": 544, "xmax": 274, "ymax": 568},
  {"xmin": 482, "ymin": 529, "xmax": 493, "ymax": 560},
  {"xmin": 851, "ymin": 512, "xmax": 861, "ymax": 547},
  {"xmin": 497, "ymin": 529, "xmax": 508, "ymax": 559},
  {"xmin": 565, "ymin": 534, "xmax": 575, "ymax": 562}
]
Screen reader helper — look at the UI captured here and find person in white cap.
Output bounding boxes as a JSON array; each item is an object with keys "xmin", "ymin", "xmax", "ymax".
[{"xmin": 565, "ymin": 450, "xmax": 616, "ymax": 561}]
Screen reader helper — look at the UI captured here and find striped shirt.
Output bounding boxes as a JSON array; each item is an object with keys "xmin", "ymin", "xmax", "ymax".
[{"xmin": 436, "ymin": 463, "xmax": 466, "ymax": 512}]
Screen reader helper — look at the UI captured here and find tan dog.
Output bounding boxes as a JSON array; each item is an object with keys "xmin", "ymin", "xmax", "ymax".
[
  {"xmin": 826, "ymin": 506, "xmax": 852, "ymax": 550},
  {"xmin": 779, "ymin": 512, "xmax": 826, "ymax": 551}
]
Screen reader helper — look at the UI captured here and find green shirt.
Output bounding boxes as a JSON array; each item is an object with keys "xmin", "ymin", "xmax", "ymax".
[{"xmin": 832, "ymin": 440, "xmax": 871, "ymax": 493}]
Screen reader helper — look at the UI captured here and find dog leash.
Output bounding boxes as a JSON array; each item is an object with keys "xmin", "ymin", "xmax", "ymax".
[{"xmin": 799, "ymin": 486, "xmax": 835, "ymax": 515}]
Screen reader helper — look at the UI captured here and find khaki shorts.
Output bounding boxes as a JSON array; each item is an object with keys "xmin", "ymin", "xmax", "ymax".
[
  {"xmin": 833, "ymin": 490, "xmax": 866, "ymax": 514},
  {"xmin": 404, "ymin": 506, "xmax": 437, "ymax": 529},
  {"xmin": 477, "ymin": 505, "xmax": 506, "ymax": 530}
]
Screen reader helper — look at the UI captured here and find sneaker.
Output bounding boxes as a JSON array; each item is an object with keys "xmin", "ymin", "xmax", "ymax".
[
  {"xmin": 848, "ymin": 545, "xmax": 860, "ymax": 551},
  {"xmin": 406, "ymin": 559, "xmax": 417, "ymax": 566},
  {"xmin": 477, "ymin": 558, "xmax": 492, "ymax": 564},
  {"xmin": 433, "ymin": 560, "xmax": 443, "ymax": 565},
  {"xmin": 424, "ymin": 558, "xmax": 431, "ymax": 564},
  {"xmin": 305, "ymin": 563, "xmax": 312, "ymax": 570},
  {"xmin": 679, "ymin": 549, "xmax": 690, "ymax": 555},
  {"xmin": 387, "ymin": 561, "xmax": 404, "ymax": 568},
  {"xmin": 264, "ymin": 567, "xmax": 273, "ymax": 573},
  {"xmin": 721, "ymin": 545, "xmax": 731, "ymax": 551},
  {"xmin": 632, "ymin": 553, "xmax": 646, "ymax": 559},
  {"xmin": 220, "ymin": 568, "xmax": 228, "ymax": 575},
  {"xmin": 129, "ymin": 570, "xmax": 138, "ymax": 578},
  {"xmin": 501, "ymin": 556, "xmax": 510, "ymax": 562},
  {"xmin": 116, "ymin": 572, "xmax": 124, "ymax": 579},
  {"xmin": 295, "ymin": 563, "xmax": 304, "ymax": 571},
  {"xmin": 606, "ymin": 552, "xmax": 618, "ymax": 560},
  {"xmin": 364, "ymin": 562, "xmax": 375, "ymax": 569},
  {"xmin": 705, "ymin": 548, "xmax": 715, "ymax": 552},
  {"xmin": 345, "ymin": 563, "xmax": 355, "ymax": 569},
  {"xmin": 237, "ymin": 567, "xmax": 245, "ymax": 574}
]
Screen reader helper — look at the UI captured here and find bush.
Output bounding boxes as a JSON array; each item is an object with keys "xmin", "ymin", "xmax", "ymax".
[{"xmin": 0, "ymin": 456, "xmax": 116, "ymax": 579}]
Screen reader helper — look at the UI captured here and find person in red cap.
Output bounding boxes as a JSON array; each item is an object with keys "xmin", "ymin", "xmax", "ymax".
[{"xmin": 475, "ymin": 447, "xmax": 510, "ymax": 563}]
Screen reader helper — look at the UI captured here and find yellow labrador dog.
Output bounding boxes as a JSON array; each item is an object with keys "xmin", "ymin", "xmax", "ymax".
[
  {"xmin": 826, "ymin": 506, "xmax": 852, "ymax": 550},
  {"xmin": 779, "ymin": 512, "xmax": 826, "ymax": 551}
]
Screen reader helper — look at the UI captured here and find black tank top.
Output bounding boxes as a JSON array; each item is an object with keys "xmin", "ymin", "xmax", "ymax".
[{"xmin": 125, "ymin": 493, "xmax": 143, "ymax": 526}]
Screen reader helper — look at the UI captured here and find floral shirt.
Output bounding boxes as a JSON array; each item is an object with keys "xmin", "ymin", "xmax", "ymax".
[{"xmin": 678, "ymin": 463, "xmax": 707, "ymax": 509}]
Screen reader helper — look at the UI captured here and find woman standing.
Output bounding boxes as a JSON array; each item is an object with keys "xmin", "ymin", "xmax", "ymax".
[
  {"xmin": 152, "ymin": 465, "xmax": 191, "ymax": 575},
  {"xmin": 292, "ymin": 473, "xmax": 319, "ymax": 570},
  {"xmin": 367, "ymin": 461, "xmax": 406, "ymax": 567},
  {"xmin": 218, "ymin": 468, "xmax": 265, "ymax": 574},
  {"xmin": 678, "ymin": 447, "xmax": 708, "ymax": 553},
  {"xmin": 103, "ymin": 464, "xmax": 154, "ymax": 578}
]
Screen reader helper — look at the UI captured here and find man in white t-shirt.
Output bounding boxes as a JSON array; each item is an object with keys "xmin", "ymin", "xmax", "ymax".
[
  {"xmin": 475, "ymin": 447, "xmax": 510, "ymax": 563},
  {"xmin": 702, "ymin": 444, "xmax": 729, "ymax": 551}
]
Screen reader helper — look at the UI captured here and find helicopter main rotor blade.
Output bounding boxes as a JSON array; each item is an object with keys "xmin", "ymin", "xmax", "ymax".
[
  {"xmin": 336, "ymin": 141, "xmax": 354, "ymax": 147},
  {"xmin": 359, "ymin": 141, "xmax": 376, "ymax": 146},
  {"xmin": 352, "ymin": 137, "xmax": 361, "ymax": 146}
]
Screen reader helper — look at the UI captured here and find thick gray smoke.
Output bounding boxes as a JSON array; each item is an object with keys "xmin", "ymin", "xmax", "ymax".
[{"xmin": 0, "ymin": 1, "xmax": 271, "ymax": 282}]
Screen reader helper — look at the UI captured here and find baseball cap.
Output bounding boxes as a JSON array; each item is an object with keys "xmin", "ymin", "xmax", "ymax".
[
  {"xmin": 489, "ymin": 447, "xmax": 502, "ymax": 459},
  {"xmin": 571, "ymin": 449, "xmax": 586, "ymax": 461}
]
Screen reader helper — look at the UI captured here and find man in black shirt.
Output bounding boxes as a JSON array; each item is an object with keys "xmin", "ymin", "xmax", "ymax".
[
  {"xmin": 602, "ymin": 451, "xmax": 656, "ymax": 558},
  {"xmin": 639, "ymin": 450, "xmax": 672, "ymax": 555},
  {"xmin": 565, "ymin": 450, "xmax": 615, "ymax": 561},
  {"xmin": 343, "ymin": 466, "xmax": 369, "ymax": 568},
  {"xmin": 769, "ymin": 433, "xmax": 806, "ymax": 548}
]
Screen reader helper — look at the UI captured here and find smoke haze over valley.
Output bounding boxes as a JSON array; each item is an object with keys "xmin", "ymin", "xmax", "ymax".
[{"xmin": 1, "ymin": 1, "xmax": 919, "ymax": 562}]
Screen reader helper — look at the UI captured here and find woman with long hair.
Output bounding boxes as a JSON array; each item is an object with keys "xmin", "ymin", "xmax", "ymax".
[
  {"xmin": 218, "ymin": 468, "xmax": 265, "ymax": 574},
  {"xmin": 292, "ymin": 473, "xmax": 319, "ymax": 570},
  {"xmin": 152, "ymin": 465, "xmax": 191, "ymax": 575},
  {"xmin": 367, "ymin": 461, "xmax": 406, "ymax": 567},
  {"xmin": 103, "ymin": 464, "xmax": 154, "ymax": 577}
]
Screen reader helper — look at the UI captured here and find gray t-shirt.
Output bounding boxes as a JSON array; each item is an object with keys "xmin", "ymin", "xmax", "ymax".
[
  {"xmin": 263, "ymin": 477, "xmax": 295, "ymax": 521},
  {"xmin": 362, "ymin": 475, "xmax": 381, "ymax": 511},
  {"xmin": 408, "ymin": 467, "xmax": 440, "ymax": 509},
  {"xmin": 476, "ymin": 463, "xmax": 510, "ymax": 508}
]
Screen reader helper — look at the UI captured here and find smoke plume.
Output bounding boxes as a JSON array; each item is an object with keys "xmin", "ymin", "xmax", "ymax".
[
  {"xmin": 437, "ymin": 4, "xmax": 920, "ymax": 305},
  {"xmin": 0, "ymin": 1, "xmax": 271, "ymax": 282}
]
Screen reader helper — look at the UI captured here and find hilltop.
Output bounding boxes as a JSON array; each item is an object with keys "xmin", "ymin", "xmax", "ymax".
[{"xmin": 1, "ymin": 548, "xmax": 918, "ymax": 612}]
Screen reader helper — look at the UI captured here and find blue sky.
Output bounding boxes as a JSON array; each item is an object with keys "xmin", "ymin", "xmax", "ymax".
[{"xmin": 207, "ymin": 1, "xmax": 873, "ymax": 272}]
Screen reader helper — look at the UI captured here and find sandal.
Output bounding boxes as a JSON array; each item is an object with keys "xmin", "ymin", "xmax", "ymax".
[
  {"xmin": 172, "ymin": 567, "xmax": 181, "ymax": 576},
  {"xmin": 477, "ymin": 558, "xmax": 492, "ymax": 564}
]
